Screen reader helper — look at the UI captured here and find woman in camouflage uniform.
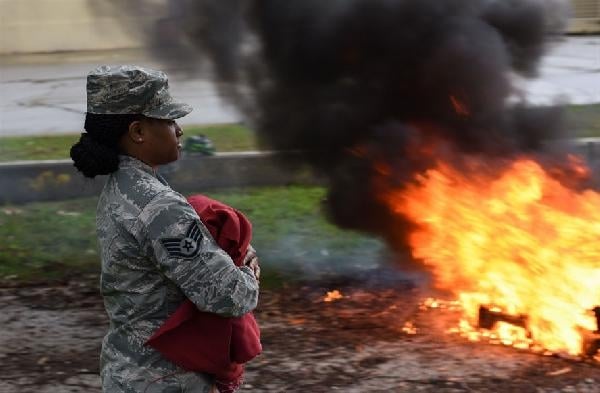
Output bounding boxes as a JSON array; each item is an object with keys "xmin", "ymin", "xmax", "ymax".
[{"xmin": 70, "ymin": 65, "xmax": 260, "ymax": 393}]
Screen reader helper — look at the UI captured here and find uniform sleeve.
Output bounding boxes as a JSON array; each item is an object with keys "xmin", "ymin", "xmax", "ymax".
[{"xmin": 139, "ymin": 191, "xmax": 259, "ymax": 318}]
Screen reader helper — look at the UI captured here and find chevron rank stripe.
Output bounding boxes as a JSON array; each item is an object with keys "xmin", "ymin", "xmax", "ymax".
[{"xmin": 160, "ymin": 221, "xmax": 203, "ymax": 259}]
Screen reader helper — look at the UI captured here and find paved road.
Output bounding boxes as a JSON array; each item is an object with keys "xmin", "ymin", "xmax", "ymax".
[
  {"xmin": 0, "ymin": 36, "xmax": 598, "ymax": 137},
  {"xmin": 0, "ymin": 50, "xmax": 243, "ymax": 137},
  {"xmin": 520, "ymin": 35, "xmax": 600, "ymax": 105}
]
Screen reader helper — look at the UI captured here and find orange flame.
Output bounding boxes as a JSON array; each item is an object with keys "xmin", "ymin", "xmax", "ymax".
[
  {"xmin": 383, "ymin": 156, "xmax": 600, "ymax": 356},
  {"xmin": 402, "ymin": 321, "xmax": 418, "ymax": 335},
  {"xmin": 324, "ymin": 290, "xmax": 344, "ymax": 302}
]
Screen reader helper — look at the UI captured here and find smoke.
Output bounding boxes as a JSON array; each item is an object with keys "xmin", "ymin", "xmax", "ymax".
[{"xmin": 102, "ymin": 0, "xmax": 571, "ymax": 252}]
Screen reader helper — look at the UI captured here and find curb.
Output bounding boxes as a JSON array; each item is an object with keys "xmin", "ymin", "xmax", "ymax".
[
  {"xmin": 2, "ymin": 139, "xmax": 600, "ymax": 205},
  {"xmin": 0, "ymin": 151, "xmax": 318, "ymax": 205}
]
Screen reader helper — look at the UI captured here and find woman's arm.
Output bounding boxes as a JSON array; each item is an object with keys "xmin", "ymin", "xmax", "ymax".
[{"xmin": 140, "ymin": 192, "xmax": 259, "ymax": 317}]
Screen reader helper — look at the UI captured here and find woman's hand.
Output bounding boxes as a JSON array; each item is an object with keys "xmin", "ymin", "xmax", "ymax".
[{"xmin": 243, "ymin": 245, "xmax": 260, "ymax": 282}]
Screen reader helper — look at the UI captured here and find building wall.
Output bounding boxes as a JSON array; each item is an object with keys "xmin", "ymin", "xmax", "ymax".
[
  {"xmin": 569, "ymin": 0, "xmax": 600, "ymax": 33},
  {"xmin": 0, "ymin": 0, "xmax": 167, "ymax": 54}
]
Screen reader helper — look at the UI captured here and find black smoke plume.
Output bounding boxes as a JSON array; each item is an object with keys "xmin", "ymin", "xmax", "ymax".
[{"xmin": 104, "ymin": 0, "xmax": 570, "ymax": 251}]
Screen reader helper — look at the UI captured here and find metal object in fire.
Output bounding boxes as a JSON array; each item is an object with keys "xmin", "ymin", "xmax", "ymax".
[
  {"xmin": 478, "ymin": 305, "xmax": 600, "ymax": 358},
  {"xmin": 478, "ymin": 306, "xmax": 528, "ymax": 330},
  {"xmin": 582, "ymin": 307, "xmax": 600, "ymax": 357}
]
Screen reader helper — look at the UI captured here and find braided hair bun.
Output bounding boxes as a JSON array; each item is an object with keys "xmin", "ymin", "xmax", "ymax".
[
  {"xmin": 70, "ymin": 113, "xmax": 142, "ymax": 178},
  {"xmin": 70, "ymin": 133, "xmax": 120, "ymax": 178}
]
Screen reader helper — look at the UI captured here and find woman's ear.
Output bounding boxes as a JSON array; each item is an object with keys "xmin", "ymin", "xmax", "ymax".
[{"xmin": 127, "ymin": 120, "xmax": 144, "ymax": 144}]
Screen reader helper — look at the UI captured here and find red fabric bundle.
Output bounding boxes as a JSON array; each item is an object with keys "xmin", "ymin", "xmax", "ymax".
[{"xmin": 145, "ymin": 194, "xmax": 261, "ymax": 392}]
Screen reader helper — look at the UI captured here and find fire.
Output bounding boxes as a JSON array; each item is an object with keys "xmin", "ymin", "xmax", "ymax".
[
  {"xmin": 383, "ymin": 156, "xmax": 600, "ymax": 356},
  {"xmin": 324, "ymin": 290, "xmax": 344, "ymax": 302},
  {"xmin": 402, "ymin": 321, "xmax": 418, "ymax": 335}
]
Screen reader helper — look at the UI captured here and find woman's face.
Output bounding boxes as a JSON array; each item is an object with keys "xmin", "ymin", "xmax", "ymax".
[{"xmin": 140, "ymin": 118, "xmax": 184, "ymax": 167}]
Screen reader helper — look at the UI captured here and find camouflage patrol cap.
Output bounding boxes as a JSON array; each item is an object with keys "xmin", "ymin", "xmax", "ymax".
[{"xmin": 86, "ymin": 65, "xmax": 192, "ymax": 120}]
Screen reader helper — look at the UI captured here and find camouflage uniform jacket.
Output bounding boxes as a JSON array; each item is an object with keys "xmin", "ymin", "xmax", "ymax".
[{"xmin": 97, "ymin": 155, "xmax": 259, "ymax": 393}]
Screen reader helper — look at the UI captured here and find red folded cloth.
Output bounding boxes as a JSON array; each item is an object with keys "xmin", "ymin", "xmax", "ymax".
[{"xmin": 145, "ymin": 194, "xmax": 262, "ymax": 392}]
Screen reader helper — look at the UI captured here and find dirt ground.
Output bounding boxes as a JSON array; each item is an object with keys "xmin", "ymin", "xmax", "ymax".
[{"xmin": 1, "ymin": 275, "xmax": 598, "ymax": 393}]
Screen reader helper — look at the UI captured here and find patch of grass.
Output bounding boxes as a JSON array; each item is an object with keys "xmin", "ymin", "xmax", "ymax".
[
  {"xmin": 0, "ymin": 134, "xmax": 81, "ymax": 162},
  {"xmin": 0, "ymin": 198, "xmax": 99, "ymax": 280},
  {"xmin": 0, "ymin": 186, "xmax": 382, "ymax": 286},
  {"xmin": 1, "ymin": 105, "xmax": 598, "ymax": 162},
  {"xmin": 0, "ymin": 123, "xmax": 258, "ymax": 162},
  {"xmin": 185, "ymin": 123, "xmax": 258, "ymax": 152},
  {"xmin": 567, "ymin": 104, "xmax": 600, "ymax": 138},
  {"xmin": 207, "ymin": 187, "xmax": 384, "ymax": 275}
]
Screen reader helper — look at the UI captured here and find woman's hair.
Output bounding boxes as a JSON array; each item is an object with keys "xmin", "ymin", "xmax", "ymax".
[{"xmin": 70, "ymin": 113, "xmax": 142, "ymax": 178}]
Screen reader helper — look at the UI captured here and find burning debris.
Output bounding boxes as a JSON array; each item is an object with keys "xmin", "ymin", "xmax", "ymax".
[
  {"xmin": 582, "ymin": 307, "xmax": 600, "ymax": 358},
  {"xmin": 477, "ymin": 305, "xmax": 600, "ymax": 358},
  {"xmin": 583, "ymin": 332, "xmax": 600, "ymax": 359},
  {"xmin": 384, "ymin": 157, "xmax": 600, "ymax": 359},
  {"xmin": 323, "ymin": 289, "xmax": 344, "ymax": 303},
  {"xmin": 478, "ymin": 306, "xmax": 527, "ymax": 331},
  {"xmin": 416, "ymin": 298, "xmax": 600, "ymax": 361},
  {"xmin": 401, "ymin": 321, "xmax": 417, "ymax": 335}
]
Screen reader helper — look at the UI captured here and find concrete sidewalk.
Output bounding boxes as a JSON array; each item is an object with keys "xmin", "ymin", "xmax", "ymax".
[{"xmin": 0, "ymin": 36, "xmax": 598, "ymax": 137}]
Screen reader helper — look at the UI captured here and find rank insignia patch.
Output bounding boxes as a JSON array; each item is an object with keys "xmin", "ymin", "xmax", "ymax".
[{"xmin": 160, "ymin": 221, "xmax": 203, "ymax": 259}]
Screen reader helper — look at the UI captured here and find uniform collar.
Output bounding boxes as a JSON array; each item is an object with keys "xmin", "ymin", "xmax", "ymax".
[
  {"xmin": 118, "ymin": 155, "xmax": 170, "ymax": 186},
  {"xmin": 119, "ymin": 155, "xmax": 157, "ymax": 177}
]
